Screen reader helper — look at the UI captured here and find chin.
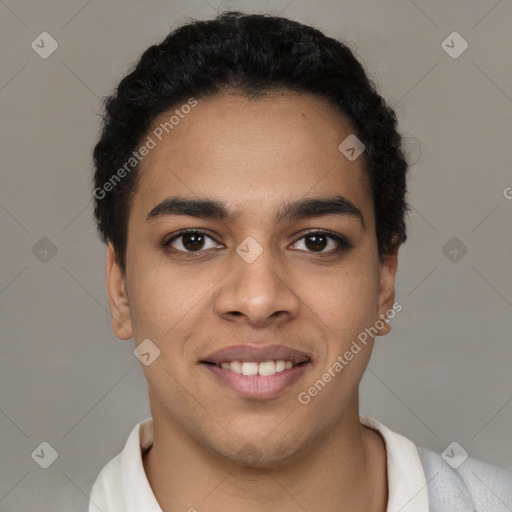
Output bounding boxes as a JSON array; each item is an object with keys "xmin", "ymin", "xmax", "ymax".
[{"xmin": 208, "ymin": 427, "xmax": 311, "ymax": 470}]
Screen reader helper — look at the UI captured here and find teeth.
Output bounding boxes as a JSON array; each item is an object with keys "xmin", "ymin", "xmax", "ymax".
[
  {"xmin": 218, "ymin": 359, "xmax": 298, "ymax": 376},
  {"xmin": 241, "ymin": 362, "xmax": 259, "ymax": 376},
  {"xmin": 258, "ymin": 360, "xmax": 275, "ymax": 376},
  {"xmin": 275, "ymin": 360, "xmax": 285, "ymax": 372},
  {"xmin": 230, "ymin": 360, "xmax": 242, "ymax": 374}
]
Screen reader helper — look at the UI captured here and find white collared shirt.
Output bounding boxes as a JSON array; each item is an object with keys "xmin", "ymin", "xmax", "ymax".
[{"xmin": 88, "ymin": 415, "xmax": 512, "ymax": 512}]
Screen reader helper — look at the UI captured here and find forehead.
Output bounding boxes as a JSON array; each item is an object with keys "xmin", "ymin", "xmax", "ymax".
[{"xmin": 130, "ymin": 92, "xmax": 373, "ymax": 224}]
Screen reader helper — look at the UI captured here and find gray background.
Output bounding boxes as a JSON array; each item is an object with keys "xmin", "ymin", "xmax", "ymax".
[{"xmin": 1, "ymin": 0, "xmax": 511, "ymax": 510}]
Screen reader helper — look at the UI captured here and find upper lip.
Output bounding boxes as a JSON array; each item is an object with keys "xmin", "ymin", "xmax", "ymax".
[{"xmin": 202, "ymin": 344, "xmax": 311, "ymax": 365}]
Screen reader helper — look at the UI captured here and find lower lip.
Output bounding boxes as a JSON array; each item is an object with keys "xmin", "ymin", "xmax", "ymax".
[{"xmin": 202, "ymin": 363, "xmax": 310, "ymax": 399}]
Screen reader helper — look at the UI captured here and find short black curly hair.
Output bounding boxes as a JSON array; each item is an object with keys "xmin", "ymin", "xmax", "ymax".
[{"xmin": 93, "ymin": 11, "xmax": 409, "ymax": 273}]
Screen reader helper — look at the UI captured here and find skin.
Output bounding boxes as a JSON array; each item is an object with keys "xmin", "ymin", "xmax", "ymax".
[{"xmin": 106, "ymin": 91, "xmax": 398, "ymax": 512}]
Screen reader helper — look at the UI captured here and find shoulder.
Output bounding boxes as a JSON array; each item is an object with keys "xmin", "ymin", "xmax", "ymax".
[
  {"xmin": 87, "ymin": 418, "xmax": 154, "ymax": 512},
  {"xmin": 88, "ymin": 452, "xmax": 124, "ymax": 512},
  {"xmin": 417, "ymin": 446, "xmax": 512, "ymax": 512}
]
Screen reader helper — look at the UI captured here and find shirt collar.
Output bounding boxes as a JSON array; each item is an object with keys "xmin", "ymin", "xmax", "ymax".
[
  {"xmin": 360, "ymin": 414, "xmax": 429, "ymax": 512},
  {"xmin": 120, "ymin": 415, "xmax": 429, "ymax": 512},
  {"xmin": 120, "ymin": 418, "xmax": 162, "ymax": 511}
]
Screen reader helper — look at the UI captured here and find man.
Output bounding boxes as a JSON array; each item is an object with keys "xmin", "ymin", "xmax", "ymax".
[{"xmin": 89, "ymin": 11, "xmax": 511, "ymax": 512}]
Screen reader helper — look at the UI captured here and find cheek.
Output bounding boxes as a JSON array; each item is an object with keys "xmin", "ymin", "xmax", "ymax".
[
  {"xmin": 126, "ymin": 252, "xmax": 220, "ymax": 344},
  {"xmin": 302, "ymin": 258, "xmax": 380, "ymax": 337},
  {"xmin": 297, "ymin": 266, "xmax": 380, "ymax": 413}
]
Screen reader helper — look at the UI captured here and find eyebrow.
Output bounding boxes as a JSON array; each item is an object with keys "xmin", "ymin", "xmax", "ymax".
[{"xmin": 146, "ymin": 195, "xmax": 365, "ymax": 228}]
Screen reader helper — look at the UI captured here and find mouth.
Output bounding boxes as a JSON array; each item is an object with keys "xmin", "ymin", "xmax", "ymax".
[{"xmin": 200, "ymin": 345, "xmax": 312, "ymax": 399}]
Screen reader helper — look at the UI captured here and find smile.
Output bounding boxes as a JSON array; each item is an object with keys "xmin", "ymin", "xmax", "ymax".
[{"xmin": 214, "ymin": 360, "xmax": 297, "ymax": 376}]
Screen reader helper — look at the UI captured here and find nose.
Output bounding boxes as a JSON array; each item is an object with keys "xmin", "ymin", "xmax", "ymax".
[{"xmin": 214, "ymin": 244, "xmax": 300, "ymax": 327}]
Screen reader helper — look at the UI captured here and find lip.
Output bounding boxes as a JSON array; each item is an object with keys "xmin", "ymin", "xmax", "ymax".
[
  {"xmin": 200, "ymin": 344, "xmax": 311, "ymax": 400},
  {"xmin": 202, "ymin": 362, "xmax": 310, "ymax": 399}
]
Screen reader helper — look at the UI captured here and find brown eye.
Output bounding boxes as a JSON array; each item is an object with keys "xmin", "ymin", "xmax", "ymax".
[
  {"xmin": 304, "ymin": 233, "xmax": 328, "ymax": 252},
  {"xmin": 181, "ymin": 232, "xmax": 206, "ymax": 251},
  {"xmin": 164, "ymin": 230, "xmax": 221, "ymax": 253},
  {"xmin": 291, "ymin": 230, "xmax": 351, "ymax": 254}
]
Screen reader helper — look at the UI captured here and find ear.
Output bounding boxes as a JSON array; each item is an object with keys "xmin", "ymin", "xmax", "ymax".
[
  {"xmin": 376, "ymin": 243, "xmax": 399, "ymax": 336},
  {"xmin": 106, "ymin": 242, "xmax": 133, "ymax": 340}
]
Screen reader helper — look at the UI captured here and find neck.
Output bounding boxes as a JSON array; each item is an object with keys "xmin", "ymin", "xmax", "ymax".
[{"xmin": 143, "ymin": 406, "xmax": 388, "ymax": 512}]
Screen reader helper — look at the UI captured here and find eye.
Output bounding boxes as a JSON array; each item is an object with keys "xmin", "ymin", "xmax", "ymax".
[
  {"xmin": 290, "ymin": 230, "xmax": 351, "ymax": 254},
  {"xmin": 162, "ymin": 229, "xmax": 222, "ymax": 254},
  {"xmin": 161, "ymin": 229, "xmax": 352, "ymax": 257}
]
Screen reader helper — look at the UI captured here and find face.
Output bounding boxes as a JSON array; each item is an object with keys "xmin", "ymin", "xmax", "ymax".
[{"xmin": 107, "ymin": 92, "xmax": 398, "ymax": 467}]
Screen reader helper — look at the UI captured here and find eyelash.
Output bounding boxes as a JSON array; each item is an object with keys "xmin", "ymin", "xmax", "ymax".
[{"xmin": 160, "ymin": 228, "xmax": 352, "ymax": 258}]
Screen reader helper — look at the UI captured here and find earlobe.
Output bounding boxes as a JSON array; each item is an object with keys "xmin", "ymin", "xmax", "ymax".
[
  {"xmin": 106, "ymin": 242, "xmax": 133, "ymax": 340},
  {"xmin": 376, "ymin": 245, "xmax": 399, "ymax": 336}
]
